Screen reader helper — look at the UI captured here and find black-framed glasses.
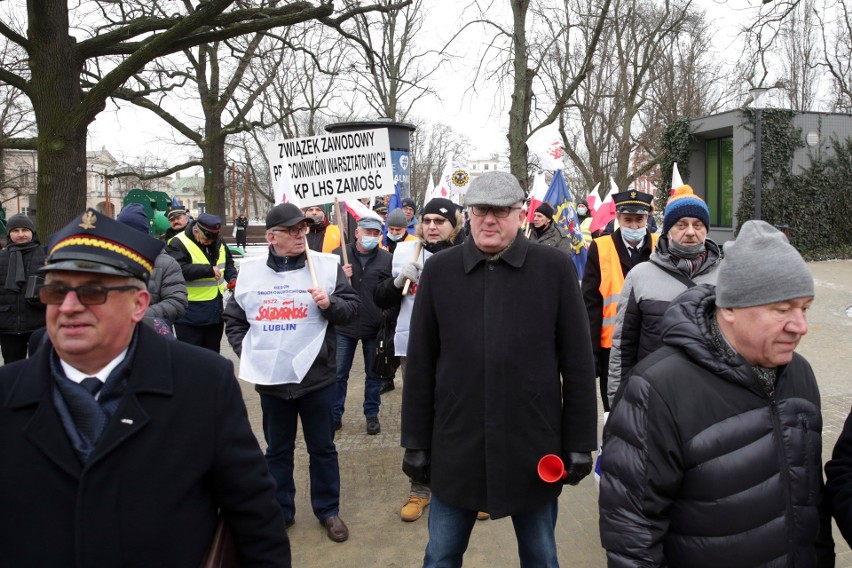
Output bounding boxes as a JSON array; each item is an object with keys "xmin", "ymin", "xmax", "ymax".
[
  {"xmin": 270, "ymin": 225, "xmax": 308, "ymax": 237},
  {"xmin": 470, "ymin": 205, "xmax": 521, "ymax": 218},
  {"xmin": 38, "ymin": 284, "xmax": 140, "ymax": 306}
]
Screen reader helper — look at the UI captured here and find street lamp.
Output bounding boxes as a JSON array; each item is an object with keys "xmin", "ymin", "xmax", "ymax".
[{"xmin": 749, "ymin": 87, "xmax": 769, "ymax": 221}]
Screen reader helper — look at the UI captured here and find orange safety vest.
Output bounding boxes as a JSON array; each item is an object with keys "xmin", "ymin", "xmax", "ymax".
[{"xmin": 597, "ymin": 233, "xmax": 658, "ymax": 348}]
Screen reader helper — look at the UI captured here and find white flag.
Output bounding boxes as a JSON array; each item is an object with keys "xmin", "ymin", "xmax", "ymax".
[
  {"xmin": 527, "ymin": 123, "xmax": 564, "ymax": 171},
  {"xmin": 586, "ymin": 182, "xmax": 602, "ymax": 212},
  {"xmin": 671, "ymin": 163, "xmax": 684, "ymax": 194},
  {"xmin": 437, "ymin": 157, "xmax": 471, "ymax": 196}
]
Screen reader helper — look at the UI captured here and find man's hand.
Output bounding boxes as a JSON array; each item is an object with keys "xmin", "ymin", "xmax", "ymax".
[
  {"xmin": 308, "ymin": 287, "xmax": 330, "ymax": 310},
  {"xmin": 212, "ymin": 266, "xmax": 223, "ymax": 281},
  {"xmin": 394, "ymin": 262, "xmax": 421, "ymax": 289},
  {"xmin": 341, "ymin": 263, "xmax": 353, "ymax": 279},
  {"xmin": 402, "ymin": 449, "xmax": 431, "ymax": 485},
  {"xmin": 563, "ymin": 452, "xmax": 593, "ymax": 486}
]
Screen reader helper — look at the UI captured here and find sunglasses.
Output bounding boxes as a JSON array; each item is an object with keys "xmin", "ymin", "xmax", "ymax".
[
  {"xmin": 422, "ymin": 217, "xmax": 447, "ymax": 226},
  {"xmin": 38, "ymin": 284, "xmax": 139, "ymax": 306}
]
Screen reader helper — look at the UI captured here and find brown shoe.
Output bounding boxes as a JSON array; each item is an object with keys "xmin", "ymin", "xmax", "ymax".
[
  {"xmin": 320, "ymin": 515, "xmax": 349, "ymax": 542},
  {"xmin": 477, "ymin": 511, "xmax": 490, "ymax": 521},
  {"xmin": 400, "ymin": 495, "xmax": 430, "ymax": 522}
]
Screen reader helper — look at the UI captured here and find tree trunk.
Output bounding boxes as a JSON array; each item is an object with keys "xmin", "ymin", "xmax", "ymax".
[
  {"xmin": 507, "ymin": 0, "xmax": 533, "ymax": 192},
  {"xmin": 202, "ymin": 126, "xmax": 227, "ymax": 221},
  {"xmin": 29, "ymin": 0, "xmax": 90, "ymax": 237}
]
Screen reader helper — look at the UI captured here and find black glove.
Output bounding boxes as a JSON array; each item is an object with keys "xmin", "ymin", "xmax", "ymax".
[
  {"xmin": 402, "ymin": 449, "xmax": 431, "ymax": 485},
  {"xmin": 563, "ymin": 452, "xmax": 593, "ymax": 486}
]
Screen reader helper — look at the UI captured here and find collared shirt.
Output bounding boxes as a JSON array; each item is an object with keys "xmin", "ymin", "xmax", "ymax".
[{"xmin": 60, "ymin": 348, "xmax": 129, "ymax": 398}]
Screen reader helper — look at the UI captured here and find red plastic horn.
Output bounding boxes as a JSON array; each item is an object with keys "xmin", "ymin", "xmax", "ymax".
[{"xmin": 537, "ymin": 454, "xmax": 567, "ymax": 483}]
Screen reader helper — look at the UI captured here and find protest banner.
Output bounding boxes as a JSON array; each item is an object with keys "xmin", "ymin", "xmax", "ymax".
[{"xmin": 266, "ymin": 128, "xmax": 394, "ymax": 207}]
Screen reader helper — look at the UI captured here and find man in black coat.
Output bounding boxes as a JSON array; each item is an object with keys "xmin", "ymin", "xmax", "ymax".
[
  {"xmin": 0, "ymin": 213, "xmax": 46, "ymax": 362},
  {"xmin": 600, "ymin": 221, "xmax": 833, "ymax": 567},
  {"xmin": 0, "ymin": 209, "xmax": 290, "ymax": 567},
  {"xmin": 402, "ymin": 172, "xmax": 597, "ymax": 566},
  {"xmin": 332, "ymin": 216, "xmax": 392, "ymax": 435}
]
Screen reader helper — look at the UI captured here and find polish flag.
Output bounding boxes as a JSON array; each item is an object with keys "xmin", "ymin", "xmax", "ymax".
[
  {"xmin": 343, "ymin": 199, "xmax": 384, "ymax": 222},
  {"xmin": 526, "ymin": 172, "xmax": 548, "ymax": 224},
  {"xmin": 588, "ymin": 178, "xmax": 619, "ymax": 235},
  {"xmin": 586, "ymin": 182, "xmax": 602, "ymax": 212}
]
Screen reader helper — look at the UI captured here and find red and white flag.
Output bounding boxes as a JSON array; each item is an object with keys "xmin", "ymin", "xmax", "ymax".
[
  {"xmin": 526, "ymin": 172, "xmax": 548, "ymax": 224},
  {"xmin": 588, "ymin": 178, "xmax": 619, "ymax": 234},
  {"xmin": 343, "ymin": 199, "xmax": 384, "ymax": 222},
  {"xmin": 437, "ymin": 157, "xmax": 471, "ymax": 196},
  {"xmin": 527, "ymin": 123, "xmax": 564, "ymax": 171},
  {"xmin": 586, "ymin": 182, "xmax": 602, "ymax": 212}
]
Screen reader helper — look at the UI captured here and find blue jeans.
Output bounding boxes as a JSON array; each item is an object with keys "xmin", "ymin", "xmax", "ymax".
[
  {"xmin": 423, "ymin": 496, "xmax": 559, "ymax": 568},
  {"xmin": 334, "ymin": 334, "xmax": 382, "ymax": 421},
  {"xmin": 259, "ymin": 384, "xmax": 340, "ymax": 523}
]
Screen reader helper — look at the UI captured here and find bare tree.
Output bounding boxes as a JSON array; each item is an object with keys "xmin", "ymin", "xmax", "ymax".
[
  {"xmin": 553, "ymin": 0, "xmax": 696, "ymax": 193},
  {"xmin": 0, "ymin": 0, "xmax": 410, "ymax": 235},
  {"xmin": 331, "ymin": 0, "xmax": 439, "ymax": 121},
  {"xmin": 408, "ymin": 120, "xmax": 471, "ymax": 205},
  {"xmin": 817, "ymin": 0, "xmax": 852, "ymax": 111}
]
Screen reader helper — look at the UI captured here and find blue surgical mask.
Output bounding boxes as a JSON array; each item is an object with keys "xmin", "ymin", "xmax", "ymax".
[
  {"xmin": 621, "ymin": 227, "xmax": 646, "ymax": 242},
  {"xmin": 577, "ymin": 206, "xmax": 588, "ymax": 216},
  {"xmin": 360, "ymin": 236, "xmax": 380, "ymax": 250},
  {"xmin": 388, "ymin": 232, "xmax": 404, "ymax": 242}
]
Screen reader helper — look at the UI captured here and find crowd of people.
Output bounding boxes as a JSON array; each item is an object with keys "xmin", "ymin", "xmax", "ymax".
[{"xmin": 0, "ymin": 170, "xmax": 850, "ymax": 567}]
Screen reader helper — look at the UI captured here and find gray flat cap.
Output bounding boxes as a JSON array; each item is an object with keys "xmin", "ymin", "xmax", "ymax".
[{"xmin": 464, "ymin": 171, "xmax": 524, "ymax": 207}]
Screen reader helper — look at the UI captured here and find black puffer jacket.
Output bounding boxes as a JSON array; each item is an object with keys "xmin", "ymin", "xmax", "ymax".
[
  {"xmin": 600, "ymin": 285, "xmax": 832, "ymax": 568},
  {"xmin": 0, "ymin": 239, "xmax": 46, "ymax": 334}
]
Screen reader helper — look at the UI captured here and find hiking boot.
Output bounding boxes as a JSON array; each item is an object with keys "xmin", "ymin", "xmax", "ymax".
[
  {"xmin": 366, "ymin": 416, "xmax": 381, "ymax": 435},
  {"xmin": 400, "ymin": 496, "xmax": 430, "ymax": 522}
]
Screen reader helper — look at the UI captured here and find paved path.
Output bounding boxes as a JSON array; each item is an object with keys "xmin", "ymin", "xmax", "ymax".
[{"xmin": 222, "ymin": 259, "xmax": 852, "ymax": 567}]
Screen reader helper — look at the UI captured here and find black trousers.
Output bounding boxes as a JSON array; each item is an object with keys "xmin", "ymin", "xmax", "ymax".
[
  {"xmin": 174, "ymin": 322, "xmax": 224, "ymax": 353},
  {"xmin": 597, "ymin": 347, "xmax": 611, "ymax": 413},
  {"xmin": 0, "ymin": 333, "xmax": 31, "ymax": 364}
]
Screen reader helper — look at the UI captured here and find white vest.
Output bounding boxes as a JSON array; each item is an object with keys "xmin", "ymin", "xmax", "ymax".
[
  {"xmin": 391, "ymin": 240, "xmax": 432, "ymax": 356},
  {"xmin": 234, "ymin": 252, "xmax": 339, "ymax": 385}
]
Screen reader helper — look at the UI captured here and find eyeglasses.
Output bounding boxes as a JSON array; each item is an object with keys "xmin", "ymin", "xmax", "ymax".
[
  {"xmin": 270, "ymin": 225, "xmax": 308, "ymax": 237},
  {"xmin": 422, "ymin": 217, "xmax": 447, "ymax": 226},
  {"xmin": 39, "ymin": 284, "xmax": 140, "ymax": 306},
  {"xmin": 470, "ymin": 205, "xmax": 521, "ymax": 218}
]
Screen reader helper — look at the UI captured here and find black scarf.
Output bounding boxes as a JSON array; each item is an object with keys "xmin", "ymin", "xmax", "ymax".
[{"xmin": 4, "ymin": 241, "xmax": 39, "ymax": 292}]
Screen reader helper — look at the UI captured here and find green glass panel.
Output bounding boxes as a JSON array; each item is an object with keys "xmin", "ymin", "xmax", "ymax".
[
  {"xmin": 720, "ymin": 137, "xmax": 734, "ymax": 227},
  {"xmin": 706, "ymin": 140, "xmax": 720, "ymax": 225}
]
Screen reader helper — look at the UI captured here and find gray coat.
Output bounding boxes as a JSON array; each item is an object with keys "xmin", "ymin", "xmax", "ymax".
[
  {"xmin": 401, "ymin": 233, "xmax": 596, "ymax": 519},
  {"xmin": 145, "ymin": 252, "xmax": 188, "ymax": 323},
  {"xmin": 531, "ymin": 221, "xmax": 571, "ymax": 255},
  {"xmin": 607, "ymin": 236, "xmax": 721, "ymax": 405}
]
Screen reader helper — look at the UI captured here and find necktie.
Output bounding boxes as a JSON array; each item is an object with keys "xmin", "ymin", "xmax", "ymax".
[
  {"xmin": 80, "ymin": 376, "xmax": 103, "ymax": 398},
  {"xmin": 629, "ymin": 246, "xmax": 639, "ymax": 261}
]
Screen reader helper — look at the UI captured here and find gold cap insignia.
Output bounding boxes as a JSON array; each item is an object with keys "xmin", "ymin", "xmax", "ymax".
[
  {"xmin": 79, "ymin": 211, "xmax": 97, "ymax": 230},
  {"xmin": 629, "ymin": 190, "xmax": 637, "ymax": 199}
]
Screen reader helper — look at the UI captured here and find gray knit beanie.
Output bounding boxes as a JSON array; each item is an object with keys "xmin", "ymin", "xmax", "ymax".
[
  {"xmin": 387, "ymin": 209, "xmax": 408, "ymax": 228},
  {"xmin": 715, "ymin": 220, "xmax": 814, "ymax": 308}
]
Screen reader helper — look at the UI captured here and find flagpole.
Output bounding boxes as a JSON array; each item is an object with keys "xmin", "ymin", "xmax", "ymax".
[
  {"xmin": 333, "ymin": 197, "xmax": 351, "ymax": 283},
  {"xmin": 401, "ymin": 242, "xmax": 422, "ymax": 296},
  {"xmin": 304, "ymin": 235, "xmax": 319, "ymax": 288}
]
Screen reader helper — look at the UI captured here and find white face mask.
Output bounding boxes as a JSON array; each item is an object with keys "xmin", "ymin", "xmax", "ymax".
[
  {"xmin": 621, "ymin": 227, "xmax": 646, "ymax": 242},
  {"xmin": 577, "ymin": 206, "xmax": 588, "ymax": 216},
  {"xmin": 388, "ymin": 232, "xmax": 404, "ymax": 242}
]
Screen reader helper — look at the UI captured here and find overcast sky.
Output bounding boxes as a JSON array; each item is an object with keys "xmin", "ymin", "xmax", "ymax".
[{"xmin": 87, "ymin": 0, "xmax": 748, "ymax": 168}]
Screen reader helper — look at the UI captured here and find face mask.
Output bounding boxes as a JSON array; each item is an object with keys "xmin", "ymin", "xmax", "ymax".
[
  {"xmin": 388, "ymin": 232, "xmax": 404, "ymax": 242},
  {"xmin": 310, "ymin": 215, "xmax": 324, "ymax": 224},
  {"xmin": 360, "ymin": 236, "xmax": 379, "ymax": 250},
  {"xmin": 621, "ymin": 227, "xmax": 646, "ymax": 242},
  {"xmin": 668, "ymin": 239, "xmax": 705, "ymax": 258},
  {"xmin": 577, "ymin": 207, "xmax": 588, "ymax": 216}
]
